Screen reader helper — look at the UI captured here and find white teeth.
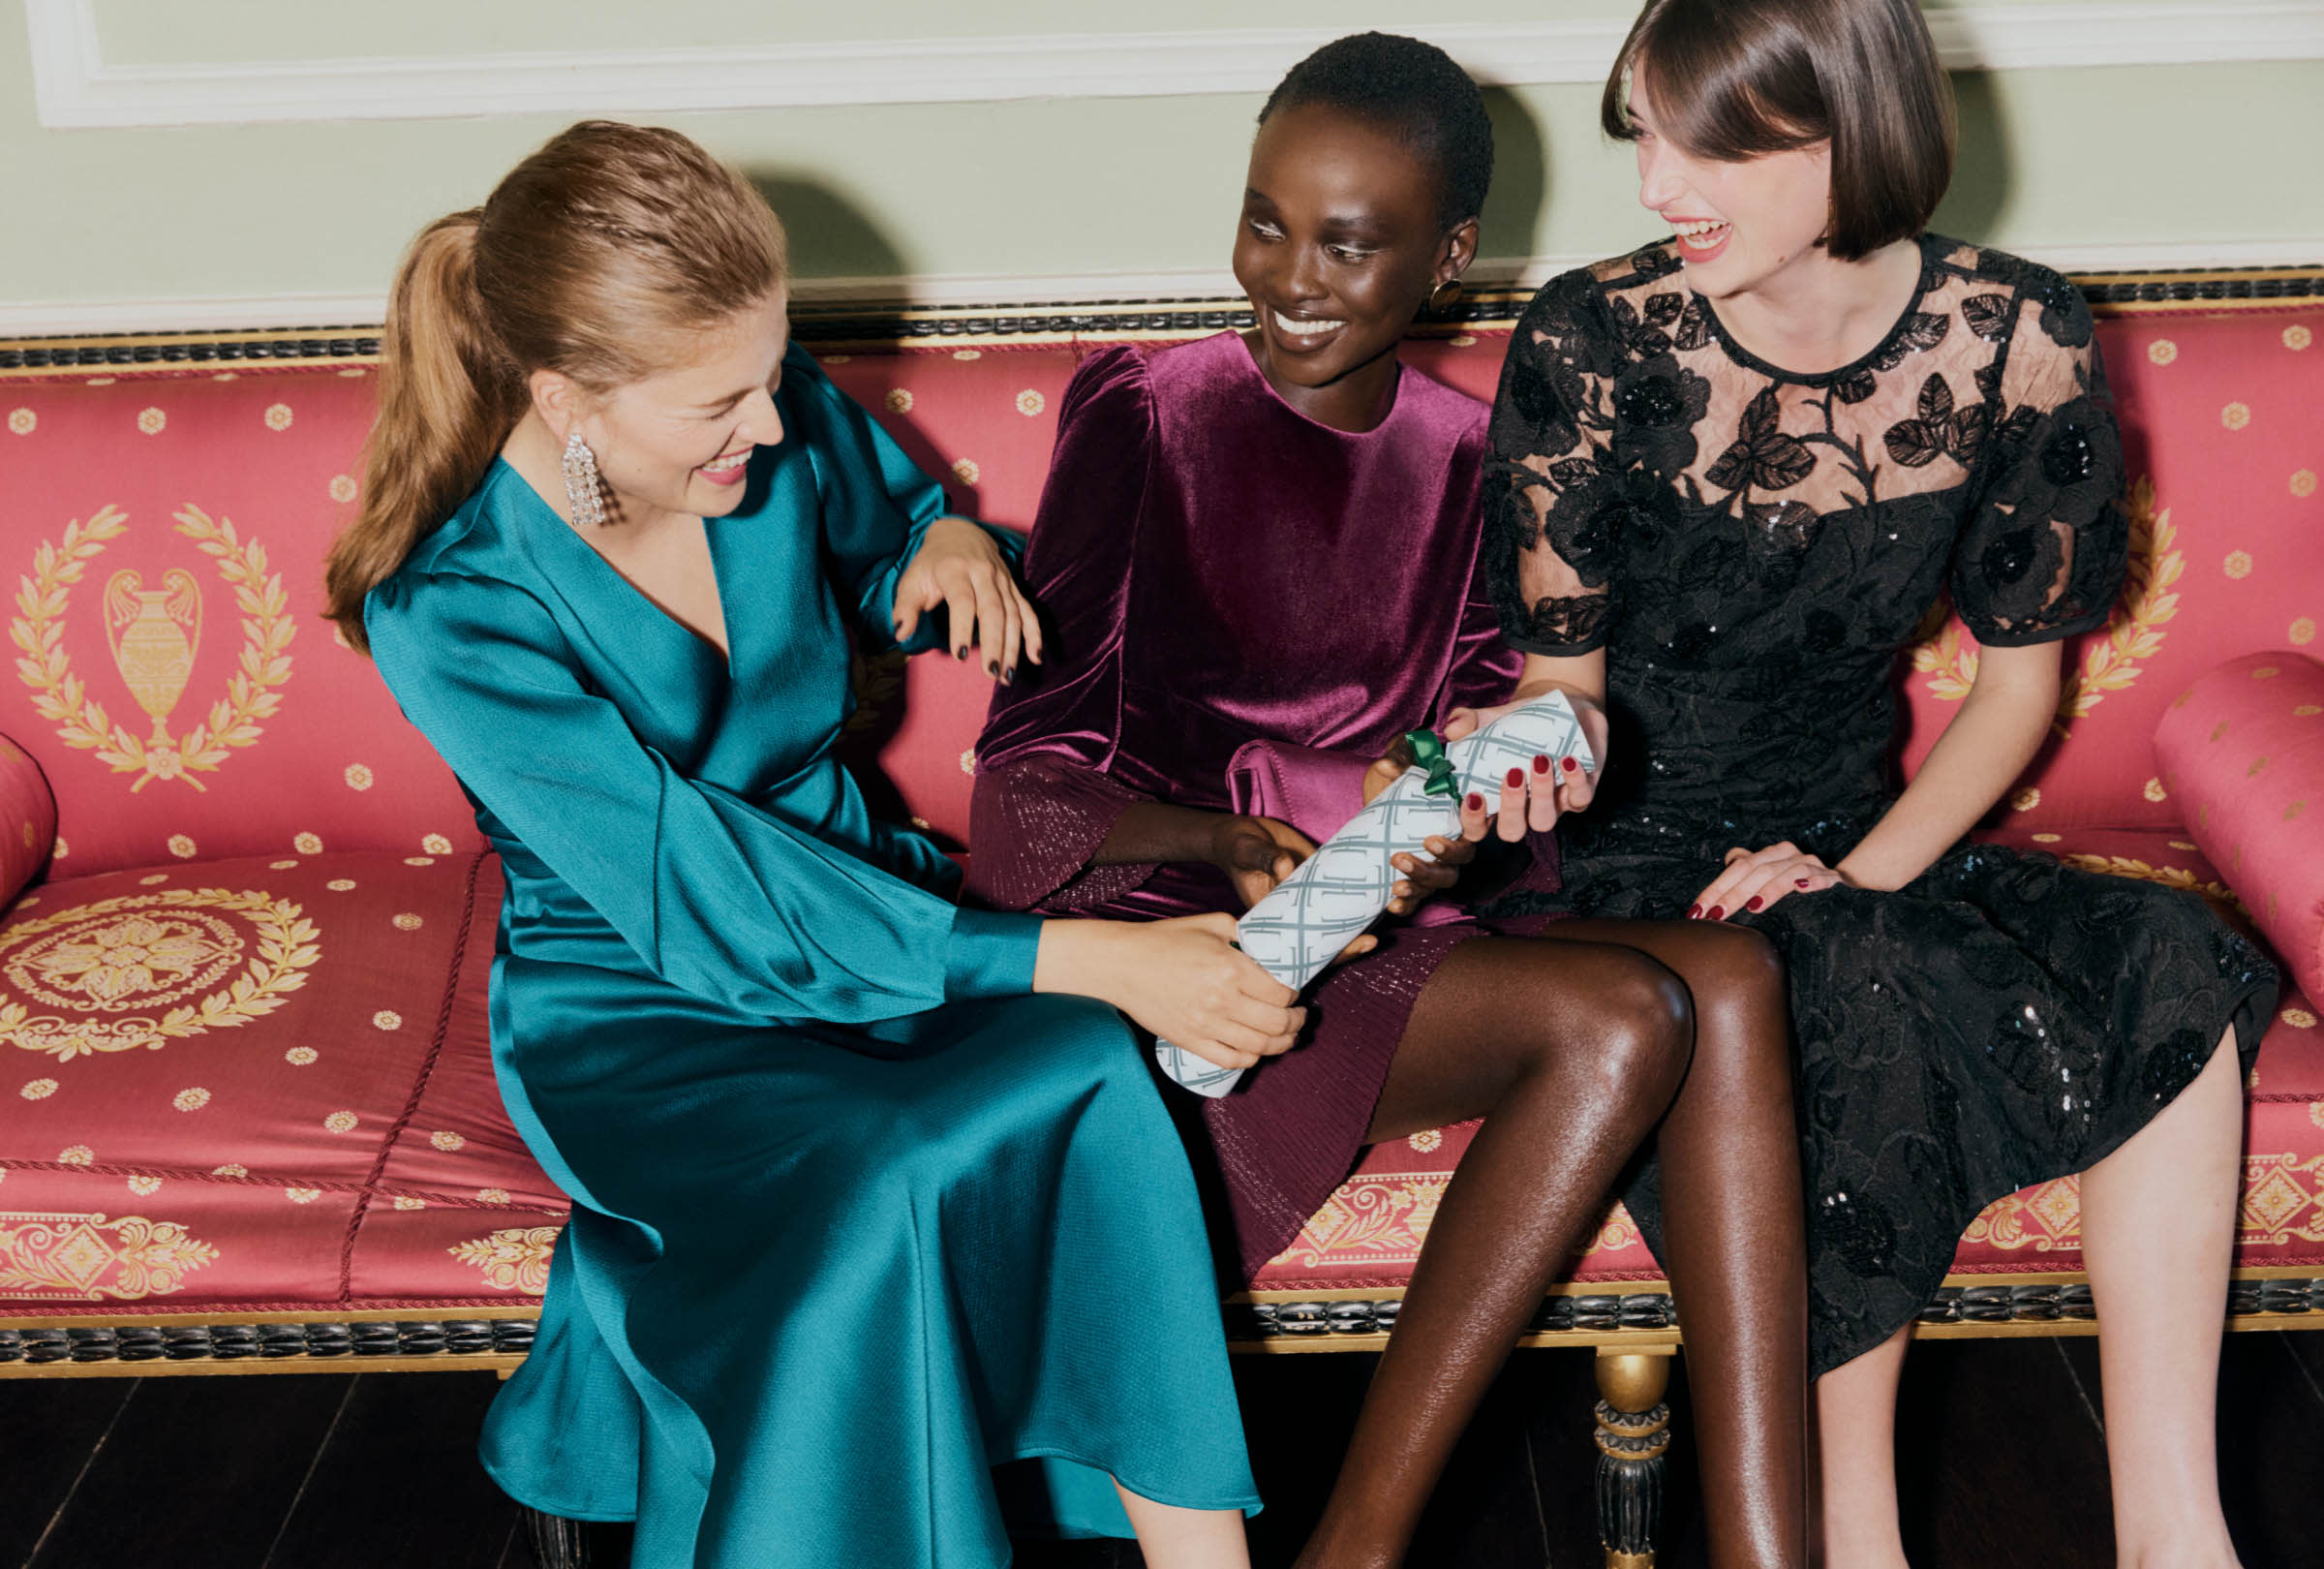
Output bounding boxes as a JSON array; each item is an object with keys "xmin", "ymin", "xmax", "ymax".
[
  {"xmin": 1673, "ymin": 219, "xmax": 1730, "ymax": 243},
  {"xmin": 1272, "ymin": 309, "xmax": 1346, "ymax": 337},
  {"xmin": 701, "ymin": 451, "xmax": 749, "ymax": 474}
]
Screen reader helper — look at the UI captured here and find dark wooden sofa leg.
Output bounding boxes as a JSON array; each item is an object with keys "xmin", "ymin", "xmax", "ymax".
[
  {"xmin": 522, "ymin": 1507, "xmax": 593, "ymax": 1569},
  {"xmin": 1593, "ymin": 1346, "xmax": 1674, "ymax": 1569}
]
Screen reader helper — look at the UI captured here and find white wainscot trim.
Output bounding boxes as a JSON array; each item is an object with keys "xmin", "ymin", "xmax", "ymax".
[
  {"xmin": 25, "ymin": 1, "xmax": 2324, "ymax": 129},
  {"xmin": 5, "ymin": 242, "xmax": 2321, "ymax": 339}
]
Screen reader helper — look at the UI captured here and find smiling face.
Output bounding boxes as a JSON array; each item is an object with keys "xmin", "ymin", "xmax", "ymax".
[
  {"xmin": 537, "ymin": 292, "xmax": 791, "ymax": 524},
  {"xmin": 1233, "ymin": 103, "xmax": 1474, "ymax": 426},
  {"xmin": 1626, "ymin": 68, "xmax": 1832, "ymax": 300}
]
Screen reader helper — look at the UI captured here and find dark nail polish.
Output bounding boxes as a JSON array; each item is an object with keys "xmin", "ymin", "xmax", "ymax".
[
  {"xmin": 986, "ymin": 661, "xmax": 998, "ymax": 677},
  {"xmin": 1532, "ymin": 754, "xmax": 1550, "ymax": 774},
  {"xmin": 1002, "ymin": 666, "xmax": 1016, "ymax": 685},
  {"xmin": 1562, "ymin": 755, "xmax": 1579, "ymax": 772},
  {"xmin": 1705, "ymin": 906, "xmax": 1725, "ymax": 921},
  {"xmin": 1745, "ymin": 896, "xmax": 1763, "ymax": 911},
  {"xmin": 1687, "ymin": 904, "xmax": 1702, "ymax": 919},
  {"xmin": 1465, "ymin": 793, "xmax": 1484, "ymax": 812},
  {"xmin": 1795, "ymin": 877, "xmax": 1810, "ymax": 888},
  {"xmin": 954, "ymin": 647, "xmax": 967, "ymax": 661},
  {"xmin": 1505, "ymin": 768, "xmax": 1524, "ymax": 787}
]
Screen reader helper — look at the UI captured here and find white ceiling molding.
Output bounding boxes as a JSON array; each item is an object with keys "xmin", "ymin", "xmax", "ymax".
[
  {"xmin": 5, "ymin": 239, "xmax": 2319, "ymax": 338},
  {"xmin": 25, "ymin": 1, "xmax": 2324, "ymax": 129}
]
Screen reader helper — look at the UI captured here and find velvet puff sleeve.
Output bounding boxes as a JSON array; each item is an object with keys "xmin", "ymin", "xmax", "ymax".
[
  {"xmin": 1434, "ymin": 423, "xmax": 1530, "ymax": 716},
  {"xmin": 968, "ymin": 347, "xmax": 1167, "ymax": 912},
  {"xmin": 367, "ymin": 567, "xmax": 1039, "ymax": 1021},
  {"xmin": 1947, "ymin": 282, "xmax": 2127, "ymax": 647}
]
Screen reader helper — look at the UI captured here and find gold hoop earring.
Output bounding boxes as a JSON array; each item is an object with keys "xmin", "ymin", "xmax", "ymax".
[{"xmin": 1426, "ymin": 278, "xmax": 1465, "ymax": 316}]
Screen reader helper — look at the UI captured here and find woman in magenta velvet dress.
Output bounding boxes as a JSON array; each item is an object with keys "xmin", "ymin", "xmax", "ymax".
[{"xmin": 971, "ymin": 35, "xmax": 1809, "ymax": 1569}]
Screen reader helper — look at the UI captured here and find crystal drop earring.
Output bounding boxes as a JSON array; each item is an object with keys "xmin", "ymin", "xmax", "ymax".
[{"xmin": 561, "ymin": 429, "xmax": 609, "ymax": 527}]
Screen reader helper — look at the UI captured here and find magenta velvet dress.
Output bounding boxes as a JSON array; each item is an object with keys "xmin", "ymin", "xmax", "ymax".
[{"xmin": 969, "ymin": 331, "xmax": 1542, "ymax": 1277}]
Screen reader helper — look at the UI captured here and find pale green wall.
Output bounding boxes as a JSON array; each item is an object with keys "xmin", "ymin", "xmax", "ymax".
[{"xmin": 3, "ymin": 2, "xmax": 2321, "ymax": 316}]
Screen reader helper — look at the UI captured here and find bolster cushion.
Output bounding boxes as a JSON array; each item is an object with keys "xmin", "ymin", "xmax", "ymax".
[
  {"xmin": 0, "ymin": 734, "xmax": 56, "ymax": 907},
  {"xmin": 2154, "ymin": 652, "xmax": 2324, "ymax": 1000}
]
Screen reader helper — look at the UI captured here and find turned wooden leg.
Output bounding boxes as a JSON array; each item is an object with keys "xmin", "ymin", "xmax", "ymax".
[
  {"xmin": 522, "ymin": 1507, "xmax": 592, "ymax": 1569},
  {"xmin": 1594, "ymin": 1346, "xmax": 1674, "ymax": 1569}
]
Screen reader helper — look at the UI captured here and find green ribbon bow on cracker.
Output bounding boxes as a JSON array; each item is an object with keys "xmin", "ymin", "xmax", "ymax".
[{"xmin": 1401, "ymin": 728, "xmax": 1457, "ymax": 799}]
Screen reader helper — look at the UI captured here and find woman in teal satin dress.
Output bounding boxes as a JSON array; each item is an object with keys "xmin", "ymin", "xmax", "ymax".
[{"xmin": 325, "ymin": 122, "xmax": 1296, "ymax": 1569}]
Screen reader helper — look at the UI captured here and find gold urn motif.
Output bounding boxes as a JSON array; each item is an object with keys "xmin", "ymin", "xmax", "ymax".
[{"xmin": 103, "ymin": 569, "xmax": 202, "ymax": 743}]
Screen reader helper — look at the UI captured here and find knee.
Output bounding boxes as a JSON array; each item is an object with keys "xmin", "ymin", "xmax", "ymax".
[
  {"xmin": 1586, "ymin": 953, "xmax": 1695, "ymax": 1111},
  {"xmin": 1689, "ymin": 924, "xmax": 1789, "ymax": 1031},
  {"xmin": 1697, "ymin": 922, "xmax": 1786, "ymax": 1001}
]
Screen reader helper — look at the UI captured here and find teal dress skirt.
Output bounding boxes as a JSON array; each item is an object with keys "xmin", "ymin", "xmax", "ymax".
[{"xmin": 365, "ymin": 344, "xmax": 1259, "ymax": 1568}]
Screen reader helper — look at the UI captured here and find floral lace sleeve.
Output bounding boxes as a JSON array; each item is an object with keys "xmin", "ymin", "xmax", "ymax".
[
  {"xmin": 1484, "ymin": 270, "xmax": 1627, "ymax": 656},
  {"xmin": 1948, "ymin": 285, "xmax": 2127, "ymax": 646}
]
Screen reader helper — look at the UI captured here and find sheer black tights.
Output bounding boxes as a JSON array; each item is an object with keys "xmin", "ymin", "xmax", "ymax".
[{"xmin": 1294, "ymin": 923, "xmax": 1806, "ymax": 1569}]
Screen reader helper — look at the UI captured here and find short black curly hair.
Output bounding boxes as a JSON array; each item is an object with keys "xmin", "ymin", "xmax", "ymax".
[{"xmin": 1259, "ymin": 32, "xmax": 1494, "ymax": 231}]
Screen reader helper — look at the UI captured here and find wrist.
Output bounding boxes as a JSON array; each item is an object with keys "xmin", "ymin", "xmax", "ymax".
[
  {"xmin": 1831, "ymin": 854, "xmax": 1900, "ymax": 893},
  {"xmin": 1205, "ymin": 814, "xmax": 1255, "ymax": 872},
  {"xmin": 1032, "ymin": 918, "xmax": 1115, "ymax": 1001}
]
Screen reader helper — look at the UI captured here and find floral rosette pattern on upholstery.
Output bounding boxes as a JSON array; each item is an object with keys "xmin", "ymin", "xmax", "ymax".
[{"xmin": 0, "ymin": 889, "xmax": 318, "ymax": 1060}]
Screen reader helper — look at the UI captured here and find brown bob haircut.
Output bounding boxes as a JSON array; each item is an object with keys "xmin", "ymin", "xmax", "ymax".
[{"xmin": 1603, "ymin": 0, "xmax": 1956, "ymax": 262}]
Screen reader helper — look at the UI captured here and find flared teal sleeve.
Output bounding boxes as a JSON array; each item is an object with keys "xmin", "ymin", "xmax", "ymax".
[
  {"xmin": 366, "ymin": 565, "xmax": 1038, "ymax": 1022},
  {"xmin": 788, "ymin": 344, "xmax": 1024, "ymax": 655}
]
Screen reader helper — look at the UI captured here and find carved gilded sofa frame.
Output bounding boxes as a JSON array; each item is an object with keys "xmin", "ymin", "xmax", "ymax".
[{"xmin": 3, "ymin": 263, "xmax": 2320, "ymax": 1569}]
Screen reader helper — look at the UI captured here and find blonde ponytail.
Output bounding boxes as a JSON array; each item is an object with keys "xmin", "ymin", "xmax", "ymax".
[
  {"xmin": 324, "ymin": 212, "xmax": 518, "ymax": 651},
  {"xmin": 324, "ymin": 122, "xmax": 789, "ymax": 652}
]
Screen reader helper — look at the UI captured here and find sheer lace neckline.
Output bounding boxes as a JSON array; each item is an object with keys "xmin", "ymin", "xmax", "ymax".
[{"xmin": 1692, "ymin": 233, "xmax": 1943, "ymax": 387}]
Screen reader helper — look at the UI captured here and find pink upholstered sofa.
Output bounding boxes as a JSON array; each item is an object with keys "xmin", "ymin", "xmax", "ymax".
[{"xmin": 2, "ymin": 269, "xmax": 2318, "ymax": 1565}]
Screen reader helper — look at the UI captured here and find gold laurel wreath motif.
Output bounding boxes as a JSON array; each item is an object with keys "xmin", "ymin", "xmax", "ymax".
[
  {"xmin": 0, "ymin": 889, "xmax": 321, "ymax": 1060},
  {"xmin": 1911, "ymin": 476, "xmax": 2182, "ymax": 735},
  {"xmin": 13, "ymin": 505, "xmax": 295, "ymax": 791}
]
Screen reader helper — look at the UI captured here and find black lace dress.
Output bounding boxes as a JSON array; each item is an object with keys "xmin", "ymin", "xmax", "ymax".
[{"xmin": 1485, "ymin": 235, "xmax": 2278, "ymax": 1374}]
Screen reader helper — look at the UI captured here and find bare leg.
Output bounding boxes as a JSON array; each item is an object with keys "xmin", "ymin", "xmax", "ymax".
[
  {"xmin": 1813, "ymin": 1027, "xmax": 2248, "ymax": 1569},
  {"xmin": 1295, "ymin": 938, "xmax": 1694, "ymax": 1569},
  {"xmin": 2080, "ymin": 1028, "xmax": 2245, "ymax": 1569},
  {"xmin": 1114, "ymin": 1484, "xmax": 1252, "ymax": 1569},
  {"xmin": 1812, "ymin": 1325, "xmax": 1911, "ymax": 1569},
  {"xmin": 1545, "ymin": 920, "xmax": 1811, "ymax": 1569},
  {"xmin": 1296, "ymin": 928, "xmax": 1806, "ymax": 1569}
]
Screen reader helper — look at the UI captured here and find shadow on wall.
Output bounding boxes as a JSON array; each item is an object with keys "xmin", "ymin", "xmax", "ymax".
[
  {"xmin": 1932, "ymin": 69, "xmax": 2013, "ymax": 245},
  {"xmin": 743, "ymin": 171, "xmax": 988, "ymax": 518},
  {"xmin": 745, "ymin": 171, "xmax": 909, "ymax": 281},
  {"xmin": 1478, "ymin": 85, "xmax": 1550, "ymax": 268}
]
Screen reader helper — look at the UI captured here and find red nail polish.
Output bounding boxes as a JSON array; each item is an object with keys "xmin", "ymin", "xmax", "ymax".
[
  {"xmin": 1562, "ymin": 755, "xmax": 1579, "ymax": 772},
  {"xmin": 1794, "ymin": 877, "xmax": 1810, "ymax": 888},
  {"xmin": 1705, "ymin": 906, "xmax": 1725, "ymax": 921},
  {"xmin": 1687, "ymin": 904, "xmax": 1702, "ymax": 919},
  {"xmin": 1506, "ymin": 768, "xmax": 1524, "ymax": 787},
  {"xmin": 1465, "ymin": 793, "xmax": 1484, "ymax": 812},
  {"xmin": 1532, "ymin": 754, "xmax": 1550, "ymax": 774},
  {"xmin": 1745, "ymin": 896, "xmax": 1763, "ymax": 911}
]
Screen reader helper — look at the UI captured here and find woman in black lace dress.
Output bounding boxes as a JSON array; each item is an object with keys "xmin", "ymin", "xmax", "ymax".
[{"xmin": 1469, "ymin": 3, "xmax": 2278, "ymax": 1564}]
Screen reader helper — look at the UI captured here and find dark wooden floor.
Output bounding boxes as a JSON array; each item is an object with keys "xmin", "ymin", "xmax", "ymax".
[{"xmin": 6, "ymin": 1332, "xmax": 2321, "ymax": 1568}]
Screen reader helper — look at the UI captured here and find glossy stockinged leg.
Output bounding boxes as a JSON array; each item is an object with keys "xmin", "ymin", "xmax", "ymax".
[{"xmin": 1293, "ymin": 926, "xmax": 1807, "ymax": 1569}]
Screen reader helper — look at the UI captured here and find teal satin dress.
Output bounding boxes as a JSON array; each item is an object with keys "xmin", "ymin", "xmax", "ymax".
[{"xmin": 365, "ymin": 345, "xmax": 1259, "ymax": 1568}]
